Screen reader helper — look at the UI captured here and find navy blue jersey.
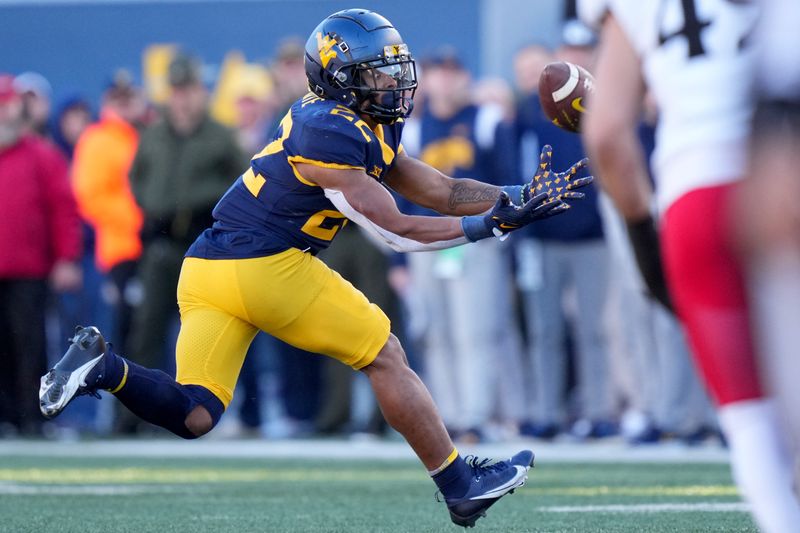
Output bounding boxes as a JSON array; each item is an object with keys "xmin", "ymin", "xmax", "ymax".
[{"xmin": 187, "ymin": 93, "xmax": 404, "ymax": 259}]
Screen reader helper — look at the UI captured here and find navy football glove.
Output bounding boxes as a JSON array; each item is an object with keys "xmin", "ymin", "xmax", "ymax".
[
  {"xmin": 461, "ymin": 191, "xmax": 569, "ymax": 242},
  {"xmin": 504, "ymin": 145, "xmax": 594, "ymax": 205}
]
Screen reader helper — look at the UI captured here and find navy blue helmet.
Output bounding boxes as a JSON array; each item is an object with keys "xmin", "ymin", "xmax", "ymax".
[{"xmin": 304, "ymin": 9, "xmax": 417, "ymax": 124}]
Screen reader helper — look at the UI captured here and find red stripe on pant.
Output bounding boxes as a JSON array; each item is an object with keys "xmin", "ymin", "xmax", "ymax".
[{"xmin": 661, "ymin": 183, "xmax": 763, "ymax": 406}]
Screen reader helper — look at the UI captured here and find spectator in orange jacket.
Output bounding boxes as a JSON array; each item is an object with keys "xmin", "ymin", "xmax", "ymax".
[
  {"xmin": 72, "ymin": 71, "xmax": 147, "ymax": 351},
  {"xmin": 0, "ymin": 74, "xmax": 81, "ymax": 435}
]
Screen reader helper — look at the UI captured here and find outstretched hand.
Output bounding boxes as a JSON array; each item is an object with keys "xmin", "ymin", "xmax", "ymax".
[
  {"xmin": 486, "ymin": 191, "xmax": 568, "ymax": 238},
  {"xmin": 463, "ymin": 147, "xmax": 595, "ymax": 242},
  {"xmin": 522, "ymin": 144, "xmax": 594, "ymax": 204},
  {"xmin": 461, "ymin": 190, "xmax": 569, "ymax": 242}
]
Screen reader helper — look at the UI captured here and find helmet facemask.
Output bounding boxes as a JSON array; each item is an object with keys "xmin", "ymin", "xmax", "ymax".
[{"xmin": 343, "ymin": 57, "xmax": 417, "ymax": 124}]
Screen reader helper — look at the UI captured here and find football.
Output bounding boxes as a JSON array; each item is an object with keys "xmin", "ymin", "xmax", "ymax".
[{"xmin": 538, "ymin": 61, "xmax": 595, "ymax": 133}]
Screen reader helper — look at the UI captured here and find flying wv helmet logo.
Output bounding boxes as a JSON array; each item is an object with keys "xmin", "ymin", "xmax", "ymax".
[
  {"xmin": 316, "ymin": 32, "xmax": 339, "ymax": 68},
  {"xmin": 383, "ymin": 43, "xmax": 409, "ymax": 59}
]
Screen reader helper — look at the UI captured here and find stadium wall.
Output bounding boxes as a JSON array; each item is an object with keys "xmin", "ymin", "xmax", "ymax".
[{"xmin": 0, "ymin": 0, "xmax": 562, "ymax": 105}]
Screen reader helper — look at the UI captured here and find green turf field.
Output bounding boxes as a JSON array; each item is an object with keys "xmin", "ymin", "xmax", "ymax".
[{"xmin": 0, "ymin": 454, "xmax": 756, "ymax": 533}]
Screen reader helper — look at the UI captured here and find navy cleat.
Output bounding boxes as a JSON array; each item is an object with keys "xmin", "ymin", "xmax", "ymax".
[
  {"xmin": 442, "ymin": 450, "xmax": 535, "ymax": 528},
  {"xmin": 39, "ymin": 326, "xmax": 108, "ymax": 419}
]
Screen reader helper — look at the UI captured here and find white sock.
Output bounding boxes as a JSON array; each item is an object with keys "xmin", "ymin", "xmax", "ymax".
[
  {"xmin": 719, "ymin": 399, "xmax": 800, "ymax": 533},
  {"xmin": 751, "ymin": 249, "xmax": 800, "ymax": 467}
]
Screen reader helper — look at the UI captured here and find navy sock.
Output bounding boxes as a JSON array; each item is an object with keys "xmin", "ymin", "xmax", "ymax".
[
  {"xmin": 95, "ymin": 350, "xmax": 127, "ymax": 390},
  {"xmin": 97, "ymin": 351, "xmax": 224, "ymax": 440},
  {"xmin": 431, "ymin": 453, "xmax": 472, "ymax": 500}
]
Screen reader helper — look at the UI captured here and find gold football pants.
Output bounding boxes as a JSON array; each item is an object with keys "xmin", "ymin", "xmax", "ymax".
[{"xmin": 175, "ymin": 248, "xmax": 391, "ymax": 407}]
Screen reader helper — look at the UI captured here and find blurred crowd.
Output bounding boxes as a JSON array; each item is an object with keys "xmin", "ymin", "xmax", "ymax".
[{"xmin": 0, "ymin": 19, "xmax": 718, "ymax": 445}]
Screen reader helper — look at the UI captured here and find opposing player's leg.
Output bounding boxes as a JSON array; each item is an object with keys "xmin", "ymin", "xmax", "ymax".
[
  {"xmin": 738, "ymin": 100, "xmax": 800, "ymax": 492},
  {"xmin": 662, "ymin": 184, "xmax": 800, "ymax": 532}
]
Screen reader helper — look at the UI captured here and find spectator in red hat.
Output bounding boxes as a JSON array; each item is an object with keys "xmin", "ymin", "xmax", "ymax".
[{"xmin": 0, "ymin": 73, "xmax": 82, "ymax": 435}]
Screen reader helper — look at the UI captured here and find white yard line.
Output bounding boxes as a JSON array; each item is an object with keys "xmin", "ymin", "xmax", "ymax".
[
  {"xmin": 541, "ymin": 503, "xmax": 750, "ymax": 513},
  {"xmin": 0, "ymin": 438, "xmax": 731, "ymax": 463},
  {"xmin": 0, "ymin": 483, "xmax": 183, "ymax": 495}
]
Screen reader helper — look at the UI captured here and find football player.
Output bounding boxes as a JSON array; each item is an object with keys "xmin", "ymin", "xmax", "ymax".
[
  {"xmin": 735, "ymin": 0, "xmax": 800, "ymax": 497},
  {"xmin": 39, "ymin": 9, "xmax": 592, "ymax": 527},
  {"xmin": 580, "ymin": 1, "xmax": 800, "ymax": 531}
]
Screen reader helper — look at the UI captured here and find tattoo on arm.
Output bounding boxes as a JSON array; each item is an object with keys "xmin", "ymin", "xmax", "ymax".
[{"xmin": 447, "ymin": 181, "xmax": 499, "ymax": 210}]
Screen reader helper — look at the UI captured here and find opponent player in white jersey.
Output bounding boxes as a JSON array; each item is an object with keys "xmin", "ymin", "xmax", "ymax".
[
  {"xmin": 578, "ymin": 1, "xmax": 800, "ymax": 531},
  {"xmin": 735, "ymin": 0, "xmax": 800, "ymax": 496}
]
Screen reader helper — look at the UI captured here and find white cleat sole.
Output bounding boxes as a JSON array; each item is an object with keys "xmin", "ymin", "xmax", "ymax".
[{"xmin": 39, "ymin": 354, "xmax": 104, "ymax": 418}]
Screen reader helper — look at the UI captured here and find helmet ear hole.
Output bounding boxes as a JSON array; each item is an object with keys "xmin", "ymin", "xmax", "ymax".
[{"xmin": 319, "ymin": 67, "xmax": 342, "ymax": 92}]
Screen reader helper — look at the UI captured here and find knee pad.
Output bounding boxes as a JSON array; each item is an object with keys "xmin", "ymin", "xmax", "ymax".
[{"xmin": 184, "ymin": 384, "xmax": 225, "ymax": 430}]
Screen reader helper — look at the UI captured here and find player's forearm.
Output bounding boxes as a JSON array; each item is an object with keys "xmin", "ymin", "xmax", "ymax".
[
  {"xmin": 353, "ymin": 212, "xmax": 469, "ymax": 253},
  {"xmin": 584, "ymin": 128, "xmax": 652, "ymax": 222},
  {"xmin": 387, "ymin": 155, "xmax": 502, "ymax": 216},
  {"xmin": 585, "ymin": 128, "xmax": 673, "ymax": 309},
  {"xmin": 324, "ymin": 187, "xmax": 468, "ymax": 252},
  {"xmin": 584, "ymin": 12, "xmax": 651, "ymax": 222},
  {"xmin": 440, "ymin": 177, "xmax": 502, "ymax": 216},
  {"xmin": 393, "ymin": 213, "xmax": 467, "ymax": 243}
]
